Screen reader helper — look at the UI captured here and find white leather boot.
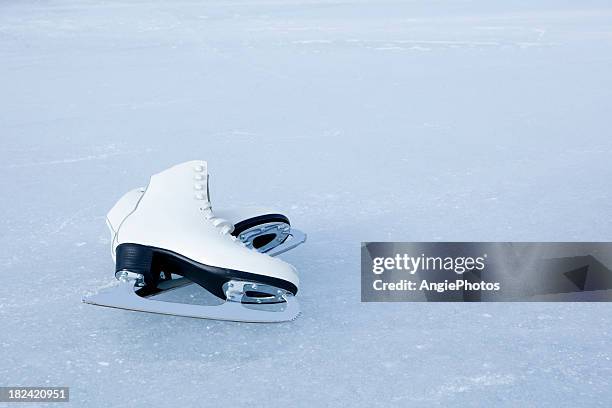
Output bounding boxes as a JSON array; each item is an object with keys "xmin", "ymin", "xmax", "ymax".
[{"xmin": 84, "ymin": 160, "xmax": 304, "ymax": 322}]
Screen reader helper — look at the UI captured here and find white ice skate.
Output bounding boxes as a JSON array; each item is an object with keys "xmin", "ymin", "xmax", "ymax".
[{"xmin": 83, "ymin": 161, "xmax": 305, "ymax": 323}]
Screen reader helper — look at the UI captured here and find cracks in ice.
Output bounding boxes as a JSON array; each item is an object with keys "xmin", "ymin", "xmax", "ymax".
[
  {"xmin": 4, "ymin": 143, "xmax": 149, "ymax": 169},
  {"xmin": 6, "ymin": 151, "xmax": 129, "ymax": 169},
  {"xmin": 51, "ymin": 204, "xmax": 97, "ymax": 235},
  {"xmin": 435, "ymin": 374, "xmax": 516, "ymax": 396},
  {"xmin": 289, "ymin": 37, "xmax": 556, "ymax": 51},
  {"xmin": 288, "ymin": 26, "xmax": 553, "ymax": 52}
]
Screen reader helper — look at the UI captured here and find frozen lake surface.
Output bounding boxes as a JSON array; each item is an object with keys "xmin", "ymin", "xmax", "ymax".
[{"xmin": 1, "ymin": 0, "xmax": 612, "ymax": 406}]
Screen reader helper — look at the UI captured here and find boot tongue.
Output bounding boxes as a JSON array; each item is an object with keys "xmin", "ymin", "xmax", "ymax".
[
  {"xmin": 203, "ymin": 171, "xmax": 234, "ymax": 235},
  {"xmin": 207, "ymin": 174, "xmax": 211, "ymax": 203}
]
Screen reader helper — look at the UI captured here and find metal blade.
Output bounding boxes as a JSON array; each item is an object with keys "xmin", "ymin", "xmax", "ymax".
[
  {"xmin": 83, "ymin": 281, "xmax": 300, "ymax": 323},
  {"xmin": 265, "ymin": 228, "xmax": 307, "ymax": 257}
]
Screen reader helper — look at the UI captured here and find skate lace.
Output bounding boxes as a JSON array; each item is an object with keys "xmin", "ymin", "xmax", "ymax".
[{"xmin": 200, "ymin": 203, "xmax": 244, "ymax": 244}]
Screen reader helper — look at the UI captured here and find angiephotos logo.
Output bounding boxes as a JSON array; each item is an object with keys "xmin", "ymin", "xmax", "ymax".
[{"xmin": 361, "ymin": 242, "xmax": 612, "ymax": 302}]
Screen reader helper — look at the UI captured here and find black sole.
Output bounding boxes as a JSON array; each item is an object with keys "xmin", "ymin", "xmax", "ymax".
[{"xmin": 115, "ymin": 243, "xmax": 298, "ymax": 302}]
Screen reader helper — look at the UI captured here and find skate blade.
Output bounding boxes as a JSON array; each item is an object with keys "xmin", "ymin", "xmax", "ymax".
[
  {"xmin": 265, "ymin": 228, "xmax": 307, "ymax": 257},
  {"xmin": 83, "ymin": 281, "xmax": 300, "ymax": 323}
]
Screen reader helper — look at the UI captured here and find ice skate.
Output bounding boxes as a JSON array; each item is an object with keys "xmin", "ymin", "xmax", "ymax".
[{"xmin": 83, "ymin": 160, "xmax": 305, "ymax": 323}]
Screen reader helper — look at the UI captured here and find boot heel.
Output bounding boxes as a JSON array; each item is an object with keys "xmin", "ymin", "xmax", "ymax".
[{"xmin": 115, "ymin": 243, "xmax": 153, "ymax": 276}]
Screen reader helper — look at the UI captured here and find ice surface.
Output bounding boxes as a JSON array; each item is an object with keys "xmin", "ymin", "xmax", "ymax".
[{"xmin": 1, "ymin": 0, "xmax": 612, "ymax": 406}]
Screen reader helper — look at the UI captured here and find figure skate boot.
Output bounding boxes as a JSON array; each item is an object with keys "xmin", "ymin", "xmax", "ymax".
[{"xmin": 83, "ymin": 160, "xmax": 303, "ymax": 323}]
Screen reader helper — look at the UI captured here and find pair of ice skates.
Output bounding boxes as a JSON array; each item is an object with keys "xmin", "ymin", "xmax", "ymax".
[{"xmin": 83, "ymin": 161, "xmax": 306, "ymax": 323}]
